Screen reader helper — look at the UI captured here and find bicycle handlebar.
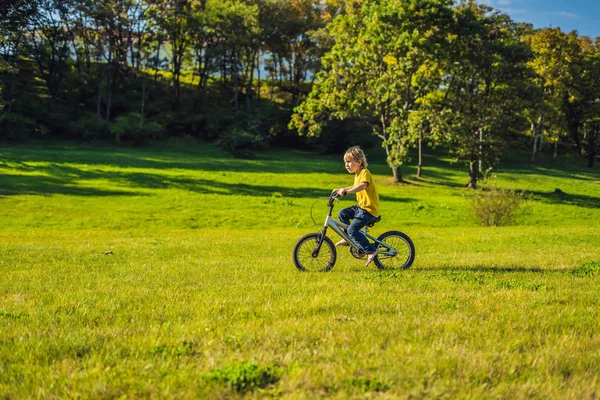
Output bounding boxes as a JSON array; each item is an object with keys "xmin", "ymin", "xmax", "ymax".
[{"xmin": 327, "ymin": 191, "xmax": 340, "ymax": 207}]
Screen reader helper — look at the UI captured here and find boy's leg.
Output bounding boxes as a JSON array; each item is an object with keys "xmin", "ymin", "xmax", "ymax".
[
  {"xmin": 338, "ymin": 206, "xmax": 357, "ymax": 226},
  {"xmin": 336, "ymin": 206, "xmax": 358, "ymax": 246},
  {"xmin": 346, "ymin": 208, "xmax": 377, "ymax": 255}
]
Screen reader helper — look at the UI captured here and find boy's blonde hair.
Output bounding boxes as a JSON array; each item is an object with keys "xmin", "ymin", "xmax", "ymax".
[{"xmin": 344, "ymin": 146, "xmax": 368, "ymax": 169}]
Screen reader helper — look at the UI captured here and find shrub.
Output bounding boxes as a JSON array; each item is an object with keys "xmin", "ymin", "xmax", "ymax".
[
  {"xmin": 0, "ymin": 113, "xmax": 39, "ymax": 140},
  {"xmin": 206, "ymin": 361, "xmax": 280, "ymax": 393},
  {"xmin": 111, "ymin": 112, "xmax": 164, "ymax": 143},
  {"xmin": 470, "ymin": 179, "xmax": 525, "ymax": 226},
  {"xmin": 217, "ymin": 125, "xmax": 265, "ymax": 158},
  {"xmin": 69, "ymin": 112, "xmax": 103, "ymax": 139}
]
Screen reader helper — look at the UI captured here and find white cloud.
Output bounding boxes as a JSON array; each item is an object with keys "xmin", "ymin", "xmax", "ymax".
[{"xmin": 549, "ymin": 11, "xmax": 582, "ymax": 19}]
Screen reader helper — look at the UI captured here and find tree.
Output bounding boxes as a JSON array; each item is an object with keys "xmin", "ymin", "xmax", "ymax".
[
  {"xmin": 257, "ymin": 0, "xmax": 331, "ymax": 105},
  {"xmin": 148, "ymin": 0, "xmax": 193, "ymax": 112},
  {"xmin": 441, "ymin": 2, "xmax": 533, "ymax": 188},
  {"xmin": 290, "ymin": 0, "xmax": 454, "ymax": 182},
  {"xmin": 25, "ymin": 0, "xmax": 74, "ymax": 112},
  {"xmin": 188, "ymin": 0, "xmax": 215, "ymax": 106},
  {"xmin": 1, "ymin": 0, "xmax": 36, "ymax": 119},
  {"xmin": 84, "ymin": 0, "xmax": 142, "ymax": 137},
  {"xmin": 524, "ymin": 28, "xmax": 581, "ymax": 162},
  {"xmin": 578, "ymin": 37, "xmax": 600, "ymax": 167}
]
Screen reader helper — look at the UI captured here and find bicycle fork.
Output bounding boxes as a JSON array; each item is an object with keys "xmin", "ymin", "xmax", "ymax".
[{"xmin": 311, "ymin": 226, "xmax": 329, "ymax": 258}]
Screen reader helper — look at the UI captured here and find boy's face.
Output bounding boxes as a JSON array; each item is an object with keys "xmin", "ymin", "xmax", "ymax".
[{"xmin": 344, "ymin": 157, "xmax": 362, "ymax": 174}]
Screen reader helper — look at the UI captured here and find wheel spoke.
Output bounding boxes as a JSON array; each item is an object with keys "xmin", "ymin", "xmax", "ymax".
[
  {"xmin": 294, "ymin": 235, "xmax": 335, "ymax": 272},
  {"xmin": 375, "ymin": 232, "xmax": 414, "ymax": 270}
]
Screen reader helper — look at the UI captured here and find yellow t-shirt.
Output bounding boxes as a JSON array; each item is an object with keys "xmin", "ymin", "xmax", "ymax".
[{"xmin": 354, "ymin": 169, "xmax": 380, "ymax": 217}]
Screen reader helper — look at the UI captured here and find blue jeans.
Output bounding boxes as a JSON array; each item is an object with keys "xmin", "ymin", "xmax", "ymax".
[{"xmin": 338, "ymin": 206, "xmax": 377, "ymax": 254}]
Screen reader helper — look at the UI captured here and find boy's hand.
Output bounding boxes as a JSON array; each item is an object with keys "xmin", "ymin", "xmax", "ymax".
[{"xmin": 335, "ymin": 188, "xmax": 347, "ymax": 196}]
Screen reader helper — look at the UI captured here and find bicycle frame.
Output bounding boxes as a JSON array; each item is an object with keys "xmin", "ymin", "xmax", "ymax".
[{"xmin": 311, "ymin": 193, "xmax": 397, "ymax": 258}]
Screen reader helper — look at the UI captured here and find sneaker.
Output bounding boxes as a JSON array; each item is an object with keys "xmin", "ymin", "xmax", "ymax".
[
  {"xmin": 335, "ymin": 239, "xmax": 349, "ymax": 247},
  {"xmin": 365, "ymin": 250, "xmax": 379, "ymax": 266}
]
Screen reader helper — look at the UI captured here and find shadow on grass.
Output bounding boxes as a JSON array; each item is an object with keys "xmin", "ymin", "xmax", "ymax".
[
  {"xmin": 0, "ymin": 174, "xmax": 139, "ymax": 197},
  {"xmin": 502, "ymin": 165, "xmax": 599, "ymax": 182},
  {"xmin": 0, "ymin": 145, "xmax": 340, "ymax": 175},
  {"xmin": 525, "ymin": 189, "xmax": 600, "ymax": 209},
  {"xmin": 0, "ymin": 162, "xmax": 412, "ymax": 203},
  {"xmin": 2, "ymin": 143, "xmax": 597, "ymax": 205},
  {"xmin": 408, "ymin": 173, "xmax": 466, "ymax": 189},
  {"xmin": 415, "ymin": 265, "xmax": 546, "ymax": 273}
]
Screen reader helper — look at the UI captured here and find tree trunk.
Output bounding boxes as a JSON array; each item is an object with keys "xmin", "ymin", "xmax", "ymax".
[
  {"xmin": 104, "ymin": 67, "xmax": 113, "ymax": 138},
  {"xmin": 0, "ymin": 75, "xmax": 15, "ymax": 137},
  {"xmin": 587, "ymin": 128, "xmax": 597, "ymax": 168},
  {"xmin": 246, "ymin": 49, "xmax": 256, "ymax": 115},
  {"xmin": 153, "ymin": 41, "xmax": 161, "ymax": 91},
  {"xmin": 383, "ymin": 141, "xmax": 404, "ymax": 183},
  {"xmin": 256, "ymin": 51, "xmax": 261, "ymax": 104},
  {"xmin": 417, "ymin": 132, "xmax": 422, "ymax": 178},
  {"xmin": 172, "ymin": 36, "xmax": 183, "ymax": 112},
  {"xmin": 478, "ymin": 128, "xmax": 483, "ymax": 174},
  {"xmin": 588, "ymin": 151, "xmax": 596, "ymax": 168},
  {"xmin": 95, "ymin": 76, "xmax": 103, "ymax": 134},
  {"xmin": 531, "ymin": 124, "xmax": 538, "ymax": 162},
  {"xmin": 553, "ymin": 141, "xmax": 558, "ymax": 162},
  {"xmin": 197, "ymin": 53, "xmax": 210, "ymax": 106},
  {"xmin": 233, "ymin": 50, "xmax": 239, "ymax": 118},
  {"xmin": 392, "ymin": 165, "xmax": 403, "ymax": 183},
  {"xmin": 129, "ymin": 29, "xmax": 135, "ymax": 67},
  {"xmin": 467, "ymin": 161, "xmax": 477, "ymax": 189},
  {"xmin": 140, "ymin": 78, "xmax": 146, "ymax": 128},
  {"xmin": 531, "ymin": 115, "xmax": 543, "ymax": 162},
  {"xmin": 7, "ymin": 77, "xmax": 15, "ymax": 114},
  {"xmin": 172, "ymin": 50, "xmax": 181, "ymax": 112}
]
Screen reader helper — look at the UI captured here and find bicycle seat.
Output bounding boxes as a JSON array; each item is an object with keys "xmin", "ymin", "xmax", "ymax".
[{"xmin": 367, "ymin": 216, "xmax": 382, "ymax": 227}]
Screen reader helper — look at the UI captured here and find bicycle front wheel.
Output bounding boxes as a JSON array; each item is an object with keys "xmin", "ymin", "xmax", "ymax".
[
  {"xmin": 373, "ymin": 231, "xmax": 415, "ymax": 270},
  {"xmin": 292, "ymin": 233, "xmax": 337, "ymax": 272}
]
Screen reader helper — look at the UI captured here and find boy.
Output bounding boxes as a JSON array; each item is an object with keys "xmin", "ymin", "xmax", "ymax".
[{"xmin": 334, "ymin": 146, "xmax": 380, "ymax": 266}]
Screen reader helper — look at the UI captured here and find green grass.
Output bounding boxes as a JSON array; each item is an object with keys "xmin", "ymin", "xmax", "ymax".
[{"xmin": 1, "ymin": 140, "xmax": 599, "ymax": 398}]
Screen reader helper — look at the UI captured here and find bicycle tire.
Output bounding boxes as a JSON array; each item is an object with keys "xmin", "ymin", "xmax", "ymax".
[
  {"xmin": 292, "ymin": 233, "xmax": 337, "ymax": 272},
  {"xmin": 373, "ymin": 231, "xmax": 415, "ymax": 270}
]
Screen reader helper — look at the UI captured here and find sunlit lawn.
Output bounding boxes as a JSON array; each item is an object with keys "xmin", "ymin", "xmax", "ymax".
[{"xmin": 1, "ymin": 140, "xmax": 599, "ymax": 398}]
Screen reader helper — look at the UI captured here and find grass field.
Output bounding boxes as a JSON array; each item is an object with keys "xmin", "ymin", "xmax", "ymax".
[{"xmin": 1, "ymin": 140, "xmax": 599, "ymax": 398}]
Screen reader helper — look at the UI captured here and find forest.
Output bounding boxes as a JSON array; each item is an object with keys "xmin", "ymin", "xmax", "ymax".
[{"xmin": 1, "ymin": 0, "xmax": 599, "ymax": 186}]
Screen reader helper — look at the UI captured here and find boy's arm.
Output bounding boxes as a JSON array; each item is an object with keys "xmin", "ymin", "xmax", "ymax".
[{"xmin": 336, "ymin": 182, "xmax": 368, "ymax": 196}]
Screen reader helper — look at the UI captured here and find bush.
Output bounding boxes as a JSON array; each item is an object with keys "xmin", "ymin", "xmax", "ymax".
[
  {"xmin": 111, "ymin": 112, "xmax": 164, "ymax": 143},
  {"xmin": 162, "ymin": 112, "xmax": 205, "ymax": 138},
  {"xmin": 69, "ymin": 112, "xmax": 104, "ymax": 139},
  {"xmin": 0, "ymin": 113, "xmax": 39, "ymax": 140},
  {"xmin": 470, "ymin": 180, "xmax": 525, "ymax": 226},
  {"xmin": 217, "ymin": 125, "xmax": 265, "ymax": 158}
]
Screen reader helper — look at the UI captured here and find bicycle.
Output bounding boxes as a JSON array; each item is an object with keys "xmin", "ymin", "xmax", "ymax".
[{"xmin": 292, "ymin": 191, "xmax": 415, "ymax": 272}]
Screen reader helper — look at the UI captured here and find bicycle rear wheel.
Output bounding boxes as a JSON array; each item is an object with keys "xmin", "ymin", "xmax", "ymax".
[
  {"xmin": 373, "ymin": 231, "xmax": 415, "ymax": 270},
  {"xmin": 292, "ymin": 233, "xmax": 337, "ymax": 272}
]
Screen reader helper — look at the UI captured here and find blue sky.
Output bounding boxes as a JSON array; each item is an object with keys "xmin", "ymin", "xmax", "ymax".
[{"xmin": 480, "ymin": 0, "xmax": 600, "ymax": 38}]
